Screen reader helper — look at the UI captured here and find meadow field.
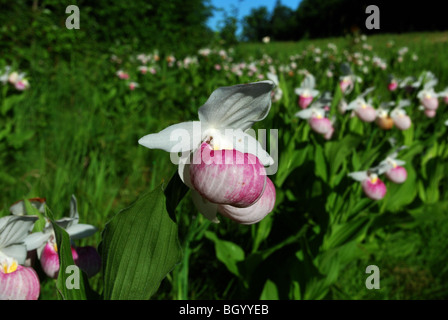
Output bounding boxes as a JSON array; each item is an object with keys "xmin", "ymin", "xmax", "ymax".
[{"xmin": 1, "ymin": 31, "xmax": 448, "ymax": 300}]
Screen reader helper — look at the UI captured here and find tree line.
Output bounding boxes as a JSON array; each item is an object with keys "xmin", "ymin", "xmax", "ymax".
[{"xmin": 237, "ymin": 0, "xmax": 448, "ymax": 42}]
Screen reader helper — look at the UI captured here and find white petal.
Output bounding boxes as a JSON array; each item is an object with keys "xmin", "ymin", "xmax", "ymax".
[
  {"xmin": 23, "ymin": 231, "xmax": 50, "ymax": 251},
  {"xmin": 346, "ymin": 100, "xmax": 359, "ymax": 111},
  {"xmin": 191, "ymin": 190, "xmax": 220, "ymax": 223},
  {"xmin": 66, "ymin": 223, "xmax": 97, "ymax": 240},
  {"xmin": 9, "ymin": 199, "xmax": 46, "ymax": 215},
  {"xmin": 178, "ymin": 153, "xmax": 194, "ymax": 188},
  {"xmin": 302, "ymin": 74, "xmax": 316, "ymax": 89},
  {"xmin": 295, "ymin": 108, "xmax": 314, "ymax": 119},
  {"xmin": 228, "ymin": 129, "xmax": 274, "ymax": 166},
  {"xmin": 67, "ymin": 195, "xmax": 79, "ymax": 229},
  {"xmin": 0, "ymin": 244, "xmax": 27, "ymax": 265},
  {"xmin": 198, "ymin": 80, "xmax": 275, "ymax": 132},
  {"xmin": 348, "ymin": 171, "xmax": 368, "ymax": 181},
  {"xmin": 310, "ymin": 89, "xmax": 320, "ymax": 97},
  {"xmin": 266, "ymin": 72, "xmax": 279, "ymax": 85},
  {"xmin": 360, "ymin": 87, "xmax": 375, "ymax": 98},
  {"xmin": 294, "ymin": 88, "xmax": 305, "ymax": 95},
  {"xmin": 0, "ymin": 216, "xmax": 38, "ymax": 249},
  {"xmin": 139, "ymin": 121, "xmax": 202, "ymax": 153}
]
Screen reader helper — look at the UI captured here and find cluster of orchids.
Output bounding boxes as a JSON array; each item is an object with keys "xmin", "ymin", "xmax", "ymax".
[
  {"xmin": 389, "ymin": 71, "xmax": 448, "ymax": 118},
  {"xmin": 139, "ymin": 80, "xmax": 277, "ymax": 225},
  {"xmin": 291, "ymin": 63, "xmax": 447, "ymax": 140},
  {"xmin": 348, "ymin": 147, "xmax": 408, "ymax": 200},
  {"xmin": 0, "ymin": 66, "xmax": 30, "ymax": 91},
  {"xmin": 0, "ymin": 196, "xmax": 101, "ymax": 300}
]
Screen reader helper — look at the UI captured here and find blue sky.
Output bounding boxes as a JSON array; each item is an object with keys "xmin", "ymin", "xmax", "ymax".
[{"xmin": 207, "ymin": 0, "xmax": 302, "ymax": 32}]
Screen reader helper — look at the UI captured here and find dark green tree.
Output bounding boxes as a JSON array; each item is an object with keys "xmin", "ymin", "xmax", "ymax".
[{"xmin": 241, "ymin": 6, "xmax": 270, "ymax": 42}]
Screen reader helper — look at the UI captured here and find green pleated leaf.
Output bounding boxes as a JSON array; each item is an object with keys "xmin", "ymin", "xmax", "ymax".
[
  {"xmin": 52, "ymin": 222, "xmax": 89, "ymax": 300},
  {"xmin": 100, "ymin": 177, "xmax": 185, "ymax": 300}
]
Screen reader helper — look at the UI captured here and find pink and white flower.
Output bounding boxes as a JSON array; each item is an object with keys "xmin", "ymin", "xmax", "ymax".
[
  {"xmin": 417, "ymin": 71, "xmax": 439, "ymax": 115},
  {"xmin": 295, "ymin": 95, "xmax": 334, "ymax": 138},
  {"xmin": 138, "ymin": 81, "xmax": 276, "ymax": 224},
  {"xmin": 294, "ymin": 74, "xmax": 319, "ymax": 109},
  {"xmin": 348, "ymin": 171, "xmax": 387, "ymax": 200},
  {"xmin": 346, "ymin": 87, "xmax": 376, "ymax": 122},
  {"xmin": 22, "ymin": 195, "xmax": 99, "ymax": 278},
  {"xmin": 116, "ymin": 70, "xmax": 129, "ymax": 80},
  {"xmin": 378, "ymin": 152, "xmax": 408, "ymax": 184},
  {"xmin": 390, "ymin": 100, "xmax": 412, "ymax": 130},
  {"xmin": 0, "ymin": 215, "xmax": 40, "ymax": 300}
]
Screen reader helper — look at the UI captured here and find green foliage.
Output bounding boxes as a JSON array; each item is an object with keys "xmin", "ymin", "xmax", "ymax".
[{"xmin": 99, "ymin": 179, "xmax": 184, "ymax": 300}]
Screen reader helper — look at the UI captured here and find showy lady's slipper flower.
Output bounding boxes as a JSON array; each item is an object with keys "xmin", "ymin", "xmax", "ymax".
[
  {"xmin": 346, "ymin": 87, "xmax": 376, "ymax": 122},
  {"xmin": 116, "ymin": 70, "xmax": 129, "ymax": 80},
  {"xmin": 348, "ymin": 170, "xmax": 387, "ymax": 200},
  {"xmin": 378, "ymin": 152, "xmax": 407, "ymax": 184},
  {"xmin": 129, "ymin": 82, "xmax": 139, "ymax": 91},
  {"xmin": 387, "ymin": 75, "xmax": 398, "ymax": 91},
  {"xmin": 138, "ymin": 81, "xmax": 276, "ymax": 224},
  {"xmin": 390, "ymin": 100, "xmax": 412, "ymax": 130},
  {"xmin": 417, "ymin": 71, "xmax": 439, "ymax": 111},
  {"xmin": 267, "ymin": 72, "xmax": 283, "ymax": 102},
  {"xmin": 375, "ymin": 102, "xmax": 395, "ymax": 130},
  {"xmin": 339, "ymin": 63, "xmax": 361, "ymax": 94},
  {"xmin": 294, "ymin": 73, "xmax": 319, "ymax": 109},
  {"xmin": 0, "ymin": 215, "xmax": 40, "ymax": 300},
  {"xmin": 138, "ymin": 66, "xmax": 149, "ymax": 74},
  {"xmin": 23, "ymin": 195, "xmax": 98, "ymax": 278},
  {"xmin": 14, "ymin": 76, "xmax": 29, "ymax": 91},
  {"xmin": 295, "ymin": 95, "xmax": 334, "ymax": 138},
  {"xmin": 7, "ymin": 71, "xmax": 29, "ymax": 91}
]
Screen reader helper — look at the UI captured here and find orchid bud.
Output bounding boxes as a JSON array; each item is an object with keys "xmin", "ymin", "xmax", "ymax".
[
  {"xmin": 362, "ymin": 174, "xmax": 387, "ymax": 200},
  {"xmin": 40, "ymin": 241, "xmax": 79, "ymax": 279},
  {"xmin": 385, "ymin": 166, "xmax": 407, "ymax": 184},
  {"xmin": 0, "ymin": 262, "xmax": 40, "ymax": 300},
  {"xmin": 217, "ymin": 177, "xmax": 276, "ymax": 225},
  {"xmin": 75, "ymin": 246, "xmax": 102, "ymax": 278},
  {"xmin": 190, "ymin": 143, "xmax": 267, "ymax": 208}
]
